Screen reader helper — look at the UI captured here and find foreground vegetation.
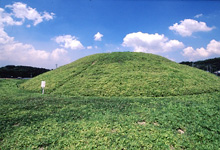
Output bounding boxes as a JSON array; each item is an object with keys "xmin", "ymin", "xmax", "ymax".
[
  {"xmin": 21, "ymin": 52, "xmax": 220, "ymax": 97},
  {"xmin": 1, "ymin": 79, "xmax": 220, "ymax": 149}
]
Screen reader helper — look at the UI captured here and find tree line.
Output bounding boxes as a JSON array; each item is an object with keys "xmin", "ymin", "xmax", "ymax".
[
  {"xmin": 0, "ymin": 65, "xmax": 50, "ymax": 78},
  {"xmin": 180, "ymin": 57, "xmax": 220, "ymax": 75}
]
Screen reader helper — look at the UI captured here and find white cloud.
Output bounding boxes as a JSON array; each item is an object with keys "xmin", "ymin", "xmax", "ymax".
[
  {"xmin": 169, "ymin": 19, "xmax": 214, "ymax": 37},
  {"xmin": 0, "ymin": 2, "xmax": 68, "ymax": 69},
  {"xmin": 4, "ymin": 2, "xmax": 54, "ymax": 27},
  {"xmin": 55, "ymin": 35, "xmax": 84, "ymax": 50},
  {"xmin": 87, "ymin": 46, "xmax": 93, "ymax": 49},
  {"xmin": 182, "ymin": 39, "xmax": 220, "ymax": 60},
  {"xmin": 194, "ymin": 14, "xmax": 203, "ymax": 18},
  {"xmin": 43, "ymin": 12, "xmax": 55, "ymax": 21},
  {"xmin": 0, "ymin": 27, "xmax": 14, "ymax": 44},
  {"xmin": 51, "ymin": 48, "xmax": 68, "ymax": 60},
  {"xmin": 0, "ymin": 8, "xmax": 23, "ymax": 27},
  {"xmin": 0, "ymin": 26, "xmax": 70, "ymax": 68},
  {"xmin": 122, "ymin": 32, "xmax": 184, "ymax": 53},
  {"xmin": 0, "ymin": 20, "xmax": 70, "ymax": 68},
  {"xmin": 94, "ymin": 32, "xmax": 103, "ymax": 41}
]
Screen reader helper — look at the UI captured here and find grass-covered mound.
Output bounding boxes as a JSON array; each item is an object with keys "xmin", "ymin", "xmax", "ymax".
[{"xmin": 21, "ymin": 52, "xmax": 220, "ymax": 97}]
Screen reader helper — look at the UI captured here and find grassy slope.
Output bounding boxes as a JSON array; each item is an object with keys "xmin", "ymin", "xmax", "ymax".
[
  {"xmin": 21, "ymin": 52, "xmax": 220, "ymax": 97},
  {"xmin": 1, "ymin": 79, "xmax": 220, "ymax": 149}
]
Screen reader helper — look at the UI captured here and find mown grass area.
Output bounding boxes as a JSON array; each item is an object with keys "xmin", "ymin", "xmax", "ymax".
[
  {"xmin": 1, "ymin": 79, "xmax": 220, "ymax": 149},
  {"xmin": 21, "ymin": 52, "xmax": 220, "ymax": 97}
]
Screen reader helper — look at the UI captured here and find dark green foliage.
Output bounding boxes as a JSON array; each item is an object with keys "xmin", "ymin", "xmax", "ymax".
[
  {"xmin": 0, "ymin": 65, "xmax": 50, "ymax": 78},
  {"xmin": 21, "ymin": 52, "xmax": 220, "ymax": 97},
  {"xmin": 180, "ymin": 57, "xmax": 220, "ymax": 73},
  {"xmin": 1, "ymin": 79, "xmax": 220, "ymax": 149}
]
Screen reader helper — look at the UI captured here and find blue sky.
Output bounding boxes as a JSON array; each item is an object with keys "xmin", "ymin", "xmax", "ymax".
[{"xmin": 1, "ymin": 0, "xmax": 220, "ymax": 69}]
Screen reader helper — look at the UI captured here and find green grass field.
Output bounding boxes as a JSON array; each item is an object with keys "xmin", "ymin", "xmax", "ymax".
[{"xmin": 1, "ymin": 79, "xmax": 220, "ymax": 149}]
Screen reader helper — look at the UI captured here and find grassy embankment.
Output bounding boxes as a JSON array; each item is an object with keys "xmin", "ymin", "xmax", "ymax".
[
  {"xmin": 1, "ymin": 79, "xmax": 220, "ymax": 149},
  {"xmin": 21, "ymin": 52, "xmax": 220, "ymax": 97}
]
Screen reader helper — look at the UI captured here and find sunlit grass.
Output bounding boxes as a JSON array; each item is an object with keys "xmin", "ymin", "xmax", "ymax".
[{"xmin": 1, "ymin": 79, "xmax": 220, "ymax": 149}]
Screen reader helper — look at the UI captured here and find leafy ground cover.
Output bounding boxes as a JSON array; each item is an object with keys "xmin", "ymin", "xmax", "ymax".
[
  {"xmin": 21, "ymin": 52, "xmax": 220, "ymax": 97},
  {"xmin": 1, "ymin": 79, "xmax": 220, "ymax": 149}
]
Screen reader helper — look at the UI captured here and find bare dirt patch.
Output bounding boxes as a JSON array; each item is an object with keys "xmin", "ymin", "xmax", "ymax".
[
  {"xmin": 137, "ymin": 121, "xmax": 146, "ymax": 126},
  {"xmin": 177, "ymin": 128, "xmax": 185, "ymax": 134}
]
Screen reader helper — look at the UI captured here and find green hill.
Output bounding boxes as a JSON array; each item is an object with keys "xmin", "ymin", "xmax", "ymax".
[{"xmin": 21, "ymin": 52, "xmax": 220, "ymax": 97}]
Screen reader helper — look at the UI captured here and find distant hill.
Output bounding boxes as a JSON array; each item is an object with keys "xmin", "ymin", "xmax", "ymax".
[
  {"xmin": 180, "ymin": 57, "xmax": 220, "ymax": 74},
  {"xmin": 21, "ymin": 52, "xmax": 220, "ymax": 97},
  {"xmin": 0, "ymin": 65, "xmax": 50, "ymax": 78}
]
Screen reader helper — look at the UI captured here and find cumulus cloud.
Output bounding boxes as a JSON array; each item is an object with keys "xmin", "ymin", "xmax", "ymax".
[
  {"xmin": 51, "ymin": 48, "xmax": 68, "ymax": 61},
  {"xmin": 169, "ymin": 19, "xmax": 214, "ymax": 37},
  {"xmin": 3, "ymin": 2, "xmax": 54, "ymax": 27},
  {"xmin": 43, "ymin": 12, "xmax": 55, "ymax": 21},
  {"xmin": 182, "ymin": 40, "xmax": 220, "ymax": 60},
  {"xmin": 94, "ymin": 32, "xmax": 103, "ymax": 41},
  {"xmin": 0, "ymin": 8, "xmax": 23, "ymax": 27},
  {"xmin": 0, "ymin": 27, "xmax": 14, "ymax": 44},
  {"xmin": 0, "ymin": 3, "xmax": 70, "ymax": 69},
  {"xmin": 55, "ymin": 35, "xmax": 84, "ymax": 50},
  {"xmin": 0, "ymin": 29, "xmax": 70, "ymax": 68},
  {"xmin": 122, "ymin": 32, "xmax": 184, "ymax": 53},
  {"xmin": 194, "ymin": 14, "xmax": 203, "ymax": 18}
]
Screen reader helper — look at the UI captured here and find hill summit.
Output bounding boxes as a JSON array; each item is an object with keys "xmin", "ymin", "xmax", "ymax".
[{"xmin": 21, "ymin": 52, "xmax": 220, "ymax": 97}]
